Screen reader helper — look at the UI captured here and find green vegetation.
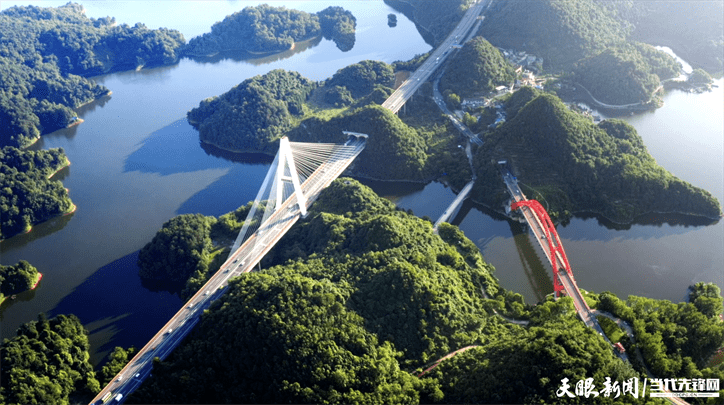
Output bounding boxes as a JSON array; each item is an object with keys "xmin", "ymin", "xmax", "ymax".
[
  {"xmin": 97, "ymin": 346, "xmax": 138, "ymax": 386},
  {"xmin": 597, "ymin": 287, "xmax": 724, "ymax": 400},
  {"xmin": 0, "ymin": 3, "xmax": 185, "ymax": 148},
  {"xmin": 324, "ymin": 60, "xmax": 394, "ymax": 99},
  {"xmin": 689, "ymin": 68, "xmax": 714, "ymax": 86},
  {"xmin": 290, "ymin": 105, "xmax": 428, "ymax": 180},
  {"xmin": 137, "ymin": 214, "xmax": 215, "ymax": 285},
  {"xmin": 188, "ymin": 61, "xmax": 455, "ymax": 182},
  {"xmin": 0, "ymin": 146, "xmax": 74, "ymax": 240},
  {"xmin": 574, "ymin": 42, "xmax": 680, "ymax": 105},
  {"xmin": 184, "ymin": 4, "xmax": 356, "ymax": 56},
  {"xmin": 126, "ymin": 179, "xmax": 662, "ymax": 404},
  {"xmin": 472, "ymin": 90, "xmax": 722, "ymax": 222},
  {"xmin": 605, "ymin": 1, "xmax": 724, "ymax": 73},
  {"xmin": 317, "ymin": 6, "xmax": 356, "ymax": 52},
  {"xmin": 440, "ymin": 36, "xmax": 516, "ymax": 98},
  {"xmin": 187, "ymin": 69, "xmax": 315, "ymax": 153},
  {"xmin": 478, "ymin": 0, "xmax": 627, "ymax": 71},
  {"xmin": 597, "ymin": 315, "xmax": 626, "ymax": 343},
  {"xmin": 0, "ymin": 313, "xmax": 100, "ymax": 405},
  {"xmin": 427, "ymin": 300, "xmax": 642, "ymax": 404},
  {"xmin": 689, "ymin": 282, "xmax": 724, "ymax": 319},
  {"xmin": 0, "ymin": 260, "xmax": 40, "ymax": 303}
]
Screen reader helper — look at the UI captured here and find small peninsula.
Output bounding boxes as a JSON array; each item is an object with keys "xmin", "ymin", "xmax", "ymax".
[
  {"xmin": 0, "ymin": 3, "xmax": 185, "ymax": 148},
  {"xmin": 0, "ymin": 146, "xmax": 75, "ymax": 240},
  {"xmin": 183, "ymin": 4, "xmax": 356, "ymax": 56},
  {"xmin": 0, "ymin": 261, "xmax": 42, "ymax": 305}
]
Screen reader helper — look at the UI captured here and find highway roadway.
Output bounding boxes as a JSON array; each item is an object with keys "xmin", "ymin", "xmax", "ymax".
[
  {"xmin": 89, "ymin": 138, "xmax": 366, "ymax": 405},
  {"xmin": 381, "ymin": 0, "xmax": 491, "ymax": 113}
]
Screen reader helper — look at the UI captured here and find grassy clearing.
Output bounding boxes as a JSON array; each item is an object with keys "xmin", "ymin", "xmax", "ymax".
[{"xmin": 596, "ymin": 315, "xmax": 625, "ymax": 343}]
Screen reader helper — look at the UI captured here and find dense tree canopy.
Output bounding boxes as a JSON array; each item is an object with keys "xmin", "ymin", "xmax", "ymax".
[
  {"xmin": 0, "ymin": 146, "xmax": 74, "ymax": 240},
  {"xmin": 0, "ymin": 260, "xmax": 39, "ymax": 300},
  {"xmin": 472, "ymin": 90, "xmax": 722, "ymax": 222},
  {"xmin": 427, "ymin": 299, "xmax": 641, "ymax": 404},
  {"xmin": 0, "ymin": 314, "xmax": 100, "ymax": 405},
  {"xmin": 597, "ymin": 287, "xmax": 724, "ymax": 401},
  {"xmin": 124, "ymin": 179, "xmax": 669, "ymax": 404},
  {"xmin": 137, "ymin": 213, "xmax": 215, "ymax": 285},
  {"xmin": 317, "ymin": 6, "xmax": 357, "ymax": 52},
  {"xmin": 324, "ymin": 60, "xmax": 394, "ymax": 99},
  {"xmin": 188, "ymin": 69, "xmax": 315, "ymax": 153},
  {"xmin": 0, "ymin": 3, "xmax": 185, "ymax": 148},
  {"xmin": 605, "ymin": 1, "xmax": 723, "ymax": 73},
  {"xmin": 184, "ymin": 4, "xmax": 356, "ymax": 56},
  {"xmin": 440, "ymin": 36, "xmax": 516, "ymax": 98},
  {"xmin": 478, "ymin": 0, "xmax": 628, "ymax": 71},
  {"xmin": 574, "ymin": 42, "xmax": 681, "ymax": 105}
]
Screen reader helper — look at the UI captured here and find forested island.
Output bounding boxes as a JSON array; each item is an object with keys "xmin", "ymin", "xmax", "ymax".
[
  {"xmin": 184, "ymin": 4, "xmax": 356, "ymax": 56},
  {"xmin": 0, "ymin": 2, "xmax": 185, "ymax": 148},
  {"xmin": 0, "ymin": 146, "xmax": 75, "ymax": 240},
  {"xmin": 0, "ymin": 261, "xmax": 41, "ymax": 304}
]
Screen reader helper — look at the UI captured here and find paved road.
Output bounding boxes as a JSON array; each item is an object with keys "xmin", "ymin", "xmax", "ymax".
[
  {"xmin": 381, "ymin": 0, "xmax": 491, "ymax": 113},
  {"xmin": 89, "ymin": 138, "xmax": 366, "ymax": 405},
  {"xmin": 432, "ymin": 74, "xmax": 484, "ymax": 146}
]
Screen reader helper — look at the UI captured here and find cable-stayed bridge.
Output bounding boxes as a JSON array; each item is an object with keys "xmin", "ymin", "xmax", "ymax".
[{"xmin": 90, "ymin": 134, "xmax": 366, "ymax": 405}]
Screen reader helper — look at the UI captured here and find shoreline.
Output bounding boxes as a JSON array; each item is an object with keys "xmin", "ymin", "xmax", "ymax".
[
  {"xmin": 0, "ymin": 273, "xmax": 43, "ymax": 306},
  {"xmin": 47, "ymin": 159, "xmax": 71, "ymax": 179},
  {"xmin": 200, "ymin": 137, "xmax": 721, "ymax": 224}
]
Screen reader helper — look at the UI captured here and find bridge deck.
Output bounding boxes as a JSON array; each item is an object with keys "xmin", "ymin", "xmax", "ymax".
[
  {"xmin": 381, "ymin": 0, "xmax": 489, "ymax": 114},
  {"xmin": 434, "ymin": 180, "xmax": 475, "ymax": 230},
  {"xmin": 90, "ymin": 139, "xmax": 366, "ymax": 405},
  {"xmin": 501, "ymin": 171, "xmax": 605, "ymax": 334}
]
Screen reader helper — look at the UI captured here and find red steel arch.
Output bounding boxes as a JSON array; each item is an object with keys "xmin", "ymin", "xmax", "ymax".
[{"xmin": 510, "ymin": 199, "xmax": 573, "ymax": 298}]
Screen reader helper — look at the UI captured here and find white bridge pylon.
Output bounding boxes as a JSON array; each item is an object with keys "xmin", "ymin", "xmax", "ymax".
[
  {"xmin": 228, "ymin": 135, "xmax": 367, "ymax": 260},
  {"xmin": 277, "ymin": 137, "xmax": 307, "ymax": 217}
]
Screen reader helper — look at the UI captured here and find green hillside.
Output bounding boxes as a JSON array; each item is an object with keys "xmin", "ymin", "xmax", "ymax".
[
  {"xmin": 440, "ymin": 36, "xmax": 516, "ymax": 98},
  {"xmin": 187, "ymin": 69, "xmax": 315, "ymax": 154},
  {"xmin": 477, "ymin": 0, "xmax": 627, "ymax": 71},
  {"xmin": 473, "ymin": 91, "xmax": 722, "ymax": 222},
  {"xmin": 574, "ymin": 42, "xmax": 681, "ymax": 105}
]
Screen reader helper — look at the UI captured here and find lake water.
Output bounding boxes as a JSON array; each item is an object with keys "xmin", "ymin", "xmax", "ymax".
[{"xmin": 1, "ymin": 1, "xmax": 722, "ymax": 367}]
